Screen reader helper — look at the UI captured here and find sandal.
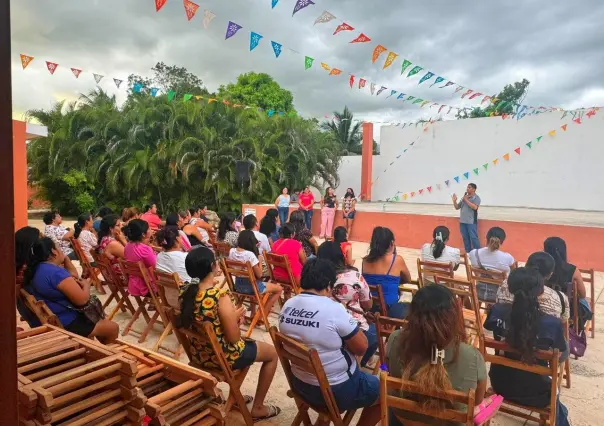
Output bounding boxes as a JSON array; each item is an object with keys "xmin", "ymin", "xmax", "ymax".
[
  {"xmin": 243, "ymin": 395, "xmax": 254, "ymax": 405},
  {"xmin": 252, "ymin": 404, "xmax": 282, "ymax": 422}
]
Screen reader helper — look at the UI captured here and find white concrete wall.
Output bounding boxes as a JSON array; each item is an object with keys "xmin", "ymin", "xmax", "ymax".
[{"xmin": 336, "ymin": 111, "xmax": 604, "ymax": 211}]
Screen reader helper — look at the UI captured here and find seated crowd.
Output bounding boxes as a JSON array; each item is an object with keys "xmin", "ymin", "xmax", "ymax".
[{"xmin": 15, "ymin": 202, "xmax": 590, "ymax": 425}]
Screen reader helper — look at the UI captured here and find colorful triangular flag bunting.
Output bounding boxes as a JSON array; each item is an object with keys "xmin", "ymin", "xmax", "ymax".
[
  {"xmin": 383, "ymin": 52, "xmax": 398, "ymax": 69},
  {"xmin": 45, "ymin": 61, "xmax": 58, "ymax": 75},
  {"xmin": 561, "ymin": 124, "xmax": 567, "ymax": 131},
  {"xmin": 549, "ymin": 130, "xmax": 556, "ymax": 137},
  {"xmin": 514, "ymin": 147, "xmax": 521, "ymax": 155},
  {"xmin": 292, "ymin": 0, "xmax": 315, "ymax": 16},
  {"xmin": 430, "ymin": 76, "xmax": 445, "ymax": 88},
  {"xmin": 113, "ymin": 78, "xmax": 123, "ymax": 88},
  {"xmin": 483, "ymin": 163, "xmax": 488, "ymax": 170},
  {"xmin": 536, "ymin": 136, "xmax": 543, "ymax": 142},
  {"xmin": 454, "ymin": 177, "xmax": 460, "ymax": 183},
  {"xmin": 370, "ymin": 83, "xmax": 376, "ymax": 95},
  {"xmin": 304, "ymin": 56, "xmax": 314, "ymax": 69},
  {"xmin": 418, "ymin": 72, "xmax": 434, "ymax": 85},
  {"xmin": 526, "ymin": 141, "xmax": 532, "ymax": 149},
  {"xmin": 20, "ymin": 54, "xmax": 34, "ymax": 69},
  {"xmin": 250, "ymin": 32, "xmax": 263, "ymax": 51},
  {"xmin": 407, "ymin": 66, "xmax": 423, "ymax": 78},
  {"xmin": 400, "ymin": 59, "xmax": 412, "ymax": 75},
  {"xmin": 151, "ymin": 88, "xmax": 159, "ymax": 97},
  {"xmin": 156, "ymin": 0, "xmax": 167, "ymax": 12},
  {"xmin": 350, "ymin": 33, "xmax": 371, "ymax": 43},
  {"xmin": 372, "ymin": 45, "xmax": 387, "ymax": 63},
  {"xmin": 272, "ymin": 0, "xmax": 278, "ymax": 9},
  {"xmin": 333, "ymin": 22, "xmax": 354, "ymax": 35},
  {"xmin": 183, "ymin": 0, "xmax": 200, "ymax": 21},
  {"xmin": 359, "ymin": 78, "xmax": 366, "ymax": 89},
  {"xmin": 271, "ymin": 41, "xmax": 282, "ymax": 58},
  {"xmin": 376, "ymin": 86, "xmax": 387, "ymax": 96},
  {"xmin": 493, "ymin": 159, "xmax": 499, "ymax": 166},
  {"xmin": 133, "ymin": 83, "xmax": 143, "ymax": 93},
  {"xmin": 329, "ymin": 68, "xmax": 342, "ymax": 76},
  {"xmin": 168, "ymin": 91, "xmax": 176, "ymax": 101},
  {"xmin": 463, "ymin": 172, "xmax": 469, "ymax": 179},
  {"xmin": 503, "ymin": 153, "xmax": 510, "ymax": 161},
  {"xmin": 225, "ymin": 21, "xmax": 243, "ymax": 39},
  {"xmin": 70, "ymin": 67, "xmax": 81, "ymax": 78},
  {"xmin": 314, "ymin": 10, "xmax": 336, "ymax": 25},
  {"xmin": 93, "ymin": 73, "xmax": 103, "ymax": 84},
  {"xmin": 349, "ymin": 75, "xmax": 355, "ymax": 88},
  {"xmin": 203, "ymin": 9, "xmax": 216, "ymax": 28}
]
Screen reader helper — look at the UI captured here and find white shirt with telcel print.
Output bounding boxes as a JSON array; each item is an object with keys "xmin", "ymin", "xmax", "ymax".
[{"xmin": 279, "ymin": 292, "xmax": 360, "ymax": 386}]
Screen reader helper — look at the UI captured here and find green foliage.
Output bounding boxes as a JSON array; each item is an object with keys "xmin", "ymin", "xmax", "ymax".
[
  {"xmin": 218, "ymin": 72, "xmax": 295, "ymax": 113},
  {"xmin": 457, "ymin": 79, "xmax": 530, "ymax": 119},
  {"xmin": 321, "ymin": 106, "xmax": 380, "ymax": 155},
  {"xmin": 27, "ymin": 80, "xmax": 340, "ymax": 216},
  {"xmin": 127, "ymin": 62, "xmax": 209, "ymax": 97}
]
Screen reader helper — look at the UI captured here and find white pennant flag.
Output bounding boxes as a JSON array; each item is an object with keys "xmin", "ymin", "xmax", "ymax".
[
  {"xmin": 203, "ymin": 9, "xmax": 216, "ymax": 29},
  {"xmin": 314, "ymin": 10, "xmax": 336, "ymax": 25},
  {"xmin": 113, "ymin": 78, "xmax": 123, "ymax": 89},
  {"xmin": 93, "ymin": 74, "xmax": 104, "ymax": 84},
  {"xmin": 370, "ymin": 83, "xmax": 376, "ymax": 95}
]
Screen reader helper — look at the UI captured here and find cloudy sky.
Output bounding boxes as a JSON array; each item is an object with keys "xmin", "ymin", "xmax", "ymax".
[{"xmin": 10, "ymin": 0, "xmax": 604, "ymax": 134}]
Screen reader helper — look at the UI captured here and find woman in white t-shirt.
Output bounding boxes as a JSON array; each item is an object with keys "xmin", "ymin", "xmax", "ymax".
[
  {"xmin": 469, "ymin": 226, "xmax": 516, "ymax": 302},
  {"xmin": 228, "ymin": 230, "xmax": 282, "ymax": 316},
  {"xmin": 279, "ymin": 258, "xmax": 381, "ymax": 426},
  {"xmin": 155, "ymin": 228, "xmax": 193, "ymax": 283},
  {"xmin": 75, "ymin": 213, "xmax": 98, "ymax": 264},
  {"xmin": 421, "ymin": 226, "xmax": 461, "ymax": 271}
]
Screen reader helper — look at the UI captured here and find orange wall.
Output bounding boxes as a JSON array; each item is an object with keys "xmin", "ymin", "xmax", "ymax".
[
  {"xmin": 242, "ymin": 204, "xmax": 604, "ymax": 270},
  {"xmin": 13, "ymin": 121, "xmax": 27, "ymax": 231}
]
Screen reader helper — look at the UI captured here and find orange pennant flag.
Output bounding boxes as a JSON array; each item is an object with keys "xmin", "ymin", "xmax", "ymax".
[
  {"xmin": 20, "ymin": 54, "xmax": 34, "ymax": 69},
  {"xmin": 321, "ymin": 62, "xmax": 331, "ymax": 71},
  {"xmin": 549, "ymin": 130, "xmax": 556, "ymax": 137},
  {"xmin": 493, "ymin": 159, "xmax": 499, "ymax": 166},
  {"xmin": 372, "ymin": 45, "xmax": 387, "ymax": 63},
  {"xmin": 383, "ymin": 51, "xmax": 398, "ymax": 69},
  {"xmin": 503, "ymin": 153, "xmax": 510, "ymax": 161},
  {"xmin": 183, "ymin": 0, "xmax": 200, "ymax": 21},
  {"xmin": 329, "ymin": 68, "xmax": 342, "ymax": 76},
  {"xmin": 71, "ymin": 68, "xmax": 82, "ymax": 78},
  {"xmin": 561, "ymin": 124, "xmax": 567, "ymax": 131}
]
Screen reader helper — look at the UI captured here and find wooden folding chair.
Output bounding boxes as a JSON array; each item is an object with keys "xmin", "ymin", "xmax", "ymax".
[
  {"xmin": 19, "ymin": 288, "xmax": 64, "ymax": 328},
  {"xmin": 469, "ymin": 266, "xmax": 507, "ymax": 308},
  {"xmin": 91, "ymin": 250, "xmax": 136, "ymax": 320},
  {"xmin": 367, "ymin": 283, "xmax": 388, "ymax": 317},
  {"xmin": 270, "ymin": 326, "xmax": 358, "ymax": 426},
  {"xmin": 220, "ymin": 258, "xmax": 271, "ymax": 338},
  {"xmin": 483, "ymin": 337, "xmax": 561, "ymax": 426},
  {"xmin": 375, "ymin": 314, "xmax": 407, "ymax": 374},
  {"xmin": 459, "ymin": 252, "xmax": 472, "ymax": 281},
  {"xmin": 561, "ymin": 319, "xmax": 571, "ymax": 389},
  {"xmin": 580, "ymin": 268, "xmax": 596, "ymax": 338},
  {"xmin": 417, "ymin": 258, "xmax": 455, "ymax": 288},
  {"xmin": 212, "ymin": 241, "xmax": 232, "ymax": 259},
  {"xmin": 265, "ymin": 252, "xmax": 301, "ymax": 302},
  {"xmin": 165, "ymin": 307, "xmax": 254, "ymax": 426},
  {"xmin": 435, "ymin": 276, "xmax": 484, "ymax": 348},
  {"xmin": 119, "ymin": 259, "xmax": 166, "ymax": 343},
  {"xmin": 380, "ymin": 371, "xmax": 494, "ymax": 426},
  {"xmin": 69, "ymin": 237, "xmax": 105, "ymax": 294},
  {"xmin": 154, "ymin": 270, "xmax": 184, "ymax": 358}
]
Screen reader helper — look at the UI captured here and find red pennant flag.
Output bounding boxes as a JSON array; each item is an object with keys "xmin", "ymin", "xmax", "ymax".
[
  {"xmin": 469, "ymin": 92, "xmax": 483, "ymax": 100},
  {"xmin": 438, "ymin": 105, "xmax": 446, "ymax": 114},
  {"xmin": 587, "ymin": 110, "xmax": 596, "ymax": 118},
  {"xmin": 71, "ymin": 68, "xmax": 82, "ymax": 78},
  {"xmin": 574, "ymin": 118, "xmax": 582, "ymax": 124},
  {"xmin": 561, "ymin": 124, "xmax": 567, "ymax": 131},
  {"xmin": 350, "ymin": 33, "xmax": 371, "ymax": 43},
  {"xmin": 372, "ymin": 45, "xmax": 387, "ymax": 63},
  {"xmin": 349, "ymin": 75, "xmax": 355, "ymax": 88},
  {"xmin": 503, "ymin": 153, "xmax": 510, "ymax": 161},
  {"xmin": 419, "ymin": 189, "xmax": 424, "ymax": 195},
  {"xmin": 333, "ymin": 22, "xmax": 354, "ymax": 35},
  {"xmin": 155, "ymin": 0, "xmax": 167, "ymax": 12},
  {"xmin": 427, "ymin": 186, "xmax": 432, "ymax": 193},
  {"xmin": 183, "ymin": 0, "xmax": 200, "ymax": 21},
  {"xmin": 45, "ymin": 61, "xmax": 58, "ymax": 75},
  {"xmin": 20, "ymin": 54, "xmax": 34, "ymax": 69},
  {"xmin": 359, "ymin": 78, "xmax": 366, "ymax": 89},
  {"xmin": 514, "ymin": 147, "xmax": 521, "ymax": 155},
  {"xmin": 223, "ymin": 100, "xmax": 230, "ymax": 105}
]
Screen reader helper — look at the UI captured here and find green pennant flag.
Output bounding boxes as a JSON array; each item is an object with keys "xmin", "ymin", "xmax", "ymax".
[
  {"xmin": 473, "ymin": 168, "xmax": 479, "ymax": 175},
  {"xmin": 288, "ymin": 111, "xmax": 297, "ymax": 117},
  {"xmin": 183, "ymin": 94, "xmax": 193, "ymax": 102},
  {"xmin": 483, "ymin": 163, "xmax": 488, "ymax": 171},
  {"xmin": 526, "ymin": 141, "xmax": 533, "ymax": 149},
  {"xmin": 412, "ymin": 98, "xmax": 423, "ymax": 105},
  {"xmin": 407, "ymin": 65, "xmax": 423, "ymax": 78},
  {"xmin": 536, "ymin": 136, "xmax": 543, "ymax": 142},
  {"xmin": 168, "ymin": 90, "xmax": 176, "ymax": 101},
  {"xmin": 400, "ymin": 59, "xmax": 412, "ymax": 75},
  {"xmin": 305, "ymin": 56, "xmax": 314, "ymax": 70}
]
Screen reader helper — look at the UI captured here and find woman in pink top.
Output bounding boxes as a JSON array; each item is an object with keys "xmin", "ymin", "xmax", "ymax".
[
  {"xmin": 124, "ymin": 219, "xmax": 157, "ymax": 296},
  {"xmin": 271, "ymin": 223, "xmax": 307, "ymax": 283}
]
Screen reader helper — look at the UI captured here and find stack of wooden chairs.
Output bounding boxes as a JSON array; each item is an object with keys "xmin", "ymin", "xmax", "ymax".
[{"xmin": 17, "ymin": 325, "xmax": 146, "ymax": 426}]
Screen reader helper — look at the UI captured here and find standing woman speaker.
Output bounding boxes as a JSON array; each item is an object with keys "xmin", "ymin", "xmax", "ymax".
[
  {"xmin": 320, "ymin": 187, "xmax": 338, "ymax": 240},
  {"xmin": 274, "ymin": 187, "xmax": 290, "ymax": 226}
]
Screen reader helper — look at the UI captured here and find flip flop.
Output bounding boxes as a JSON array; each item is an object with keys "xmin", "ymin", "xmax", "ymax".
[
  {"xmin": 243, "ymin": 395, "xmax": 254, "ymax": 404},
  {"xmin": 253, "ymin": 404, "xmax": 282, "ymax": 422}
]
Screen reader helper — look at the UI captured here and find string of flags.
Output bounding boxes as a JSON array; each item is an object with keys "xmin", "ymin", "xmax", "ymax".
[{"xmin": 385, "ymin": 108, "xmax": 599, "ymax": 202}]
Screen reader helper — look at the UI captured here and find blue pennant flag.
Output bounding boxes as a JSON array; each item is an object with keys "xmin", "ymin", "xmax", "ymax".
[
  {"xmin": 418, "ymin": 72, "xmax": 435, "ymax": 85},
  {"xmin": 150, "ymin": 87, "xmax": 159, "ymax": 97},
  {"xmin": 454, "ymin": 176, "xmax": 460, "ymax": 183},
  {"xmin": 430, "ymin": 76, "xmax": 445, "ymax": 88},
  {"xmin": 397, "ymin": 93, "xmax": 406, "ymax": 100},
  {"xmin": 250, "ymin": 32, "xmax": 263, "ymax": 51},
  {"xmin": 272, "ymin": 0, "xmax": 278, "ymax": 8},
  {"xmin": 133, "ymin": 83, "xmax": 143, "ymax": 93},
  {"xmin": 271, "ymin": 41, "xmax": 282, "ymax": 58},
  {"xmin": 463, "ymin": 172, "xmax": 469, "ymax": 179},
  {"xmin": 267, "ymin": 109, "xmax": 275, "ymax": 117},
  {"xmin": 387, "ymin": 89, "xmax": 397, "ymax": 98}
]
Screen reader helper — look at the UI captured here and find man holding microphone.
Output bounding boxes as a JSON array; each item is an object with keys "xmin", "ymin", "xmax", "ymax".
[{"xmin": 452, "ymin": 183, "xmax": 481, "ymax": 253}]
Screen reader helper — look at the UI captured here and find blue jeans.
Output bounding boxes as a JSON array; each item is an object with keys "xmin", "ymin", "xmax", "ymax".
[
  {"xmin": 277, "ymin": 207, "xmax": 289, "ymax": 225},
  {"xmin": 303, "ymin": 209, "xmax": 313, "ymax": 230},
  {"xmin": 460, "ymin": 222, "xmax": 480, "ymax": 253},
  {"xmin": 361, "ymin": 323, "xmax": 378, "ymax": 367}
]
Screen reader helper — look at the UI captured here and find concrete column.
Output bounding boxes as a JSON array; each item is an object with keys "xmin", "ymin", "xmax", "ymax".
[{"xmin": 360, "ymin": 121, "xmax": 374, "ymax": 201}]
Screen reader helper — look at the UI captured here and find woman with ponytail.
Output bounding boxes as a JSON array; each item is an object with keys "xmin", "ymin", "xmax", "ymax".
[
  {"xmin": 156, "ymin": 227, "xmax": 192, "ymax": 283},
  {"xmin": 75, "ymin": 213, "xmax": 97, "ymax": 263},
  {"xmin": 421, "ymin": 226, "xmax": 461, "ymax": 282},
  {"xmin": 177, "ymin": 247, "xmax": 281, "ymax": 421},
  {"xmin": 24, "ymin": 237, "xmax": 118, "ymax": 342},
  {"xmin": 386, "ymin": 285, "xmax": 486, "ymax": 424},
  {"xmin": 485, "ymin": 267, "xmax": 570, "ymax": 426}
]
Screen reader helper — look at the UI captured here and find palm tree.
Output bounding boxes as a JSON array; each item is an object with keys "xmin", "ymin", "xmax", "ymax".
[{"xmin": 320, "ymin": 106, "xmax": 362, "ymax": 155}]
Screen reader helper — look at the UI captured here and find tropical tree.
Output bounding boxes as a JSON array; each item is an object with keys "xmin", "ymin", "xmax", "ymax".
[
  {"xmin": 320, "ymin": 106, "xmax": 363, "ymax": 155},
  {"xmin": 218, "ymin": 72, "xmax": 296, "ymax": 114},
  {"xmin": 457, "ymin": 79, "xmax": 531, "ymax": 119}
]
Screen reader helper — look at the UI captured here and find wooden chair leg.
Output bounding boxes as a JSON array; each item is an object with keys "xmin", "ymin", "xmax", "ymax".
[
  {"xmin": 153, "ymin": 322, "xmax": 173, "ymax": 353},
  {"xmin": 138, "ymin": 311, "xmax": 161, "ymax": 343},
  {"xmin": 244, "ymin": 295, "xmax": 270, "ymax": 338},
  {"xmin": 122, "ymin": 300, "xmax": 149, "ymax": 337},
  {"xmin": 107, "ymin": 296, "xmax": 124, "ymax": 321},
  {"xmin": 225, "ymin": 370, "xmax": 254, "ymax": 426},
  {"xmin": 565, "ymin": 358, "xmax": 571, "ymax": 388}
]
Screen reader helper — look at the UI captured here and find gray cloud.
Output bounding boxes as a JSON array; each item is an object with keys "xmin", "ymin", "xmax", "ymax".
[{"xmin": 10, "ymin": 0, "xmax": 604, "ymax": 135}]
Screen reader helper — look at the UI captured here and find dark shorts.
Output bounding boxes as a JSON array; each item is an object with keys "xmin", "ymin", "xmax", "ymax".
[
  {"xmin": 235, "ymin": 276, "xmax": 266, "ymax": 294},
  {"xmin": 232, "ymin": 340, "xmax": 258, "ymax": 371},
  {"xmin": 343, "ymin": 211, "xmax": 355, "ymax": 219},
  {"xmin": 65, "ymin": 314, "xmax": 96, "ymax": 337},
  {"xmin": 67, "ymin": 251, "xmax": 78, "ymax": 261},
  {"xmin": 292, "ymin": 366, "xmax": 379, "ymax": 412}
]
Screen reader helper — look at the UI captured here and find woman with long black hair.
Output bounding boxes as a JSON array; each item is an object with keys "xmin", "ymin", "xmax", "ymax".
[
  {"xmin": 217, "ymin": 212, "xmax": 239, "ymax": 247},
  {"xmin": 75, "ymin": 213, "xmax": 97, "ymax": 264},
  {"xmin": 342, "ymin": 187, "xmax": 357, "ymax": 235}
]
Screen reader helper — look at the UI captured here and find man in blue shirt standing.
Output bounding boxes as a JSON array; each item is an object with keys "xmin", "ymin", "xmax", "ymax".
[{"xmin": 452, "ymin": 183, "xmax": 481, "ymax": 253}]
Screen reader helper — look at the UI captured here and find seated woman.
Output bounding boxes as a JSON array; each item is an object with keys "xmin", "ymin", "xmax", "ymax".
[
  {"xmin": 333, "ymin": 226, "xmax": 354, "ymax": 266},
  {"xmin": 121, "ymin": 207, "xmax": 140, "ymax": 226},
  {"xmin": 24, "ymin": 237, "xmax": 118, "ymax": 343},
  {"xmin": 386, "ymin": 285, "xmax": 487, "ymax": 425},
  {"xmin": 469, "ymin": 226, "xmax": 515, "ymax": 302},
  {"xmin": 420, "ymin": 225, "xmax": 461, "ymax": 271},
  {"xmin": 156, "ymin": 227, "xmax": 193, "ymax": 283},
  {"xmin": 165, "ymin": 213, "xmax": 192, "ymax": 251},
  {"xmin": 123, "ymin": 219, "xmax": 157, "ymax": 297},
  {"xmin": 228, "ymin": 230, "xmax": 282, "ymax": 314},
  {"xmin": 362, "ymin": 227, "xmax": 412, "ymax": 319},
  {"xmin": 217, "ymin": 212, "xmax": 239, "ymax": 247},
  {"xmin": 259, "ymin": 208, "xmax": 280, "ymax": 244},
  {"xmin": 280, "ymin": 258, "xmax": 381, "ymax": 426},
  {"xmin": 177, "ymin": 247, "xmax": 281, "ymax": 421},
  {"xmin": 75, "ymin": 213, "xmax": 98, "ymax": 265},
  {"xmin": 97, "ymin": 214, "xmax": 127, "ymax": 275},
  {"xmin": 289, "ymin": 210, "xmax": 319, "ymax": 259},
  {"xmin": 179, "ymin": 210, "xmax": 210, "ymax": 248},
  {"xmin": 271, "ymin": 223, "xmax": 306, "ymax": 284},
  {"xmin": 17, "ymin": 226, "xmax": 79, "ymax": 280},
  {"xmin": 485, "ymin": 267, "xmax": 570, "ymax": 426},
  {"xmin": 317, "ymin": 241, "xmax": 376, "ymax": 368},
  {"xmin": 498, "ymin": 252, "xmax": 569, "ymax": 320},
  {"xmin": 544, "ymin": 236, "xmax": 591, "ymax": 331}
]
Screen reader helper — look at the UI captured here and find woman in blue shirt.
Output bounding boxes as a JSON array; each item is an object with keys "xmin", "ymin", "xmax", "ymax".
[
  {"xmin": 25, "ymin": 237, "xmax": 118, "ymax": 343},
  {"xmin": 274, "ymin": 187, "xmax": 291, "ymax": 226}
]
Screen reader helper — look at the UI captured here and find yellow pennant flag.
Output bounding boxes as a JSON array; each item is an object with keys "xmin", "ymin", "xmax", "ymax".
[
  {"xmin": 402, "ymin": 194, "xmax": 408, "ymax": 200},
  {"xmin": 549, "ymin": 130, "xmax": 556, "ymax": 137},
  {"xmin": 383, "ymin": 51, "xmax": 398, "ymax": 69},
  {"xmin": 208, "ymin": 98, "xmax": 218, "ymax": 103},
  {"xmin": 195, "ymin": 96, "xmax": 203, "ymax": 100},
  {"xmin": 321, "ymin": 62, "xmax": 331, "ymax": 71}
]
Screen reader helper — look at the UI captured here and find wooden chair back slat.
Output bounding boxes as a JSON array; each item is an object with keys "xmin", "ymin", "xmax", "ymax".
[
  {"xmin": 375, "ymin": 314, "xmax": 407, "ymax": 369},
  {"xmin": 580, "ymin": 268, "xmax": 596, "ymax": 338},
  {"xmin": 459, "ymin": 253, "xmax": 471, "ymax": 281},
  {"xmin": 69, "ymin": 237, "xmax": 104, "ymax": 294},
  {"xmin": 367, "ymin": 284, "xmax": 388, "ymax": 317},
  {"xmin": 416, "ymin": 258, "xmax": 455, "ymax": 288},
  {"xmin": 19, "ymin": 289, "xmax": 64, "ymax": 328},
  {"xmin": 469, "ymin": 266, "xmax": 507, "ymax": 306},
  {"xmin": 264, "ymin": 252, "xmax": 300, "ymax": 294},
  {"xmin": 212, "ymin": 241, "xmax": 232, "ymax": 259},
  {"xmin": 154, "ymin": 270, "xmax": 182, "ymax": 309}
]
